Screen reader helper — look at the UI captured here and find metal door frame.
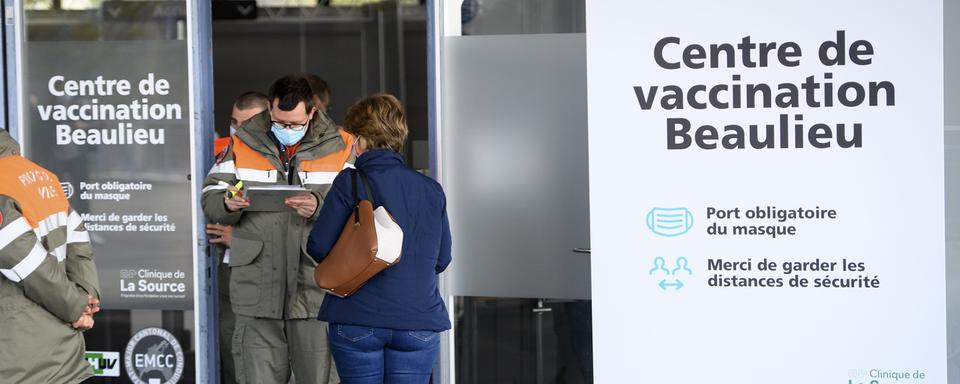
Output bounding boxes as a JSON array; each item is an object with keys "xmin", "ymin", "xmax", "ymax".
[{"xmin": 2, "ymin": 1, "xmax": 219, "ymax": 382}]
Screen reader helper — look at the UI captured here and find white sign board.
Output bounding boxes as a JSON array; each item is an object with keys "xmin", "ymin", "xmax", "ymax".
[{"xmin": 587, "ymin": 1, "xmax": 945, "ymax": 383}]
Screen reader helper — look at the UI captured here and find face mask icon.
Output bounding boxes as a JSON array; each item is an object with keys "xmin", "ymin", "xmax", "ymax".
[
  {"xmin": 60, "ymin": 182, "xmax": 74, "ymax": 199},
  {"xmin": 646, "ymin": 207, "xmax": 694, "ymax": 237}
]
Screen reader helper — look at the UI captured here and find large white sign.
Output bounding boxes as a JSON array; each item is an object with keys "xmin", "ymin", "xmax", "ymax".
[{"xmin": 587, "ymin": 1, "xmax": 945, "ymax": 383}]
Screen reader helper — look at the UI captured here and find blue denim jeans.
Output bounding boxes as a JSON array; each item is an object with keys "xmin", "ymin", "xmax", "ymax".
[{"xmin": 329, "ymin": 323, "xmax": 440, "ymax": 384}]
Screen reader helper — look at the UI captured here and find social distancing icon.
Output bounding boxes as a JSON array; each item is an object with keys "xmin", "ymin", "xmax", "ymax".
[{"xmin": 650, "ymin": 256, "xmax": 692, "ymax": 291}]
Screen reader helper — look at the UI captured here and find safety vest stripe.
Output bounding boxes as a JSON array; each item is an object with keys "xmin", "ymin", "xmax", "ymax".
[
  {"xmin": 208, "ymin": 160, "xmax": 236, "ymax": 175},
  {"xmin": 52, "ymin": 243, "xmax": 66, "ymax": 262},
  {"xmin": 297, "ymin": 130, "xmax": 354, "ymax": 173},
  {"xmin": 298, "ymin": 171, "xmax": 339, "ymax": 185},
  {"xmin": 232, "ymin": 138, "xmax": 276, "ymax": 170},
  {"xmin": 35, "ymin": 211, "xmax": 68, "ymax": 238},
  {"xmin": 67, "ymin": 211, "xmax": 82, "ymax": 230},
  {"xmin": 203, "ymin": 181, "xmax": 231, "ymax": 194},
  {"xmin": 0, "ymin": 242, "xmax": 47, "ymax": 282},
  {"xmin": 0, "ymin": 217, "xmax": 31, "ymax": 251},
  {"xmin": 236, "ymin": 168, "xmax": 277, "ymax": 183},
  {"xmin": 67, "ymin": 230, "xmax": 89, "ymax": 245},
  {"xmin": 66, "ymin": 211, "xmax": 88, "ymax": 245}
]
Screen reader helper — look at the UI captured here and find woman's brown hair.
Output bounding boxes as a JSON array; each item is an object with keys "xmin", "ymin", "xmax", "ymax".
[{"xmin": 344, "ymin": 94, "xmax": 408, "ymax": 152}]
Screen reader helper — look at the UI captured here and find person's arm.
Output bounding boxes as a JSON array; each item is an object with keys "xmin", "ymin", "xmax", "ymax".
[
  {"xmin": 202, "ymin": 144, "xmax": 244, "ymax": 225},
  {"xmin": 0, "ymin": 196, "xmax": 88, "ymax": 324},
  {"xmin": 64, "ymin": 207, "xmax": 100, "ymax": 301},
  {"xmin": 436, "ymin": 195, "xmax": 452, "ymax": 274},
  {"xmin": 306, "ymin": 171, "xmax": 353, "ymax": 263},
  {"xmin": 206, "ymin": 224, "xmax": 233, "ymax": 248}
]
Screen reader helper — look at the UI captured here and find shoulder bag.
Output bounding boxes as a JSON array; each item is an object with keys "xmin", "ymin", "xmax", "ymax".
[{"xmin": 313, "ymin": 169, "xmax": 403, "ymax": 297}]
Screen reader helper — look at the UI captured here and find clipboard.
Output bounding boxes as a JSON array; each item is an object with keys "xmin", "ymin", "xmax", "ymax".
[{"xmin": 244, "ymin": 185, "xmax": 311, "ymax": 212}]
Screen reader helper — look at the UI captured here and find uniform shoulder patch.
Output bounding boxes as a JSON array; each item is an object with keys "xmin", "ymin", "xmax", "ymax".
[
  {"xmin": 215, "ymin": 147, "xmax": 228, "ymax": 164},
  {"xmin": 215, "ymin": 136, "xmax": 235, "ymax": 164}
]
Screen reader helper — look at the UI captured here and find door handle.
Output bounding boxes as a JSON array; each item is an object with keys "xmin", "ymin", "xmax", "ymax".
[{"xmin": 571, "ymin": 248, "xmax": 591, "ymax": 254}]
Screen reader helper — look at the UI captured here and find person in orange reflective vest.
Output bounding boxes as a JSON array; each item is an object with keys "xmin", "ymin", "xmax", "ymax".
[
  {"xmin": 0, "ymin": 129, "xmax": 101, "ymax": 383},
  {"xmin": 202, "ymin": 75, "xmax": 353, "ymax": 383},
  {"xmin": 207, "ymin": 90, "xmax": 269, "ymax": 384},
  {"xmin": 214, "ymin": 92, "xmax": 270, "ymax": 156}
]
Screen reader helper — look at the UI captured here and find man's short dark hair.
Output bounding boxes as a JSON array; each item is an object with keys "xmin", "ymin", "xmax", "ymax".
[
  {"xmin": 234, "ymin": 91, "xmax": 269, "ymax": 111},
  {"xmin": 302, "ymin": 74, "xmax": 331, "ymax": 101},
  {"xmin": 268, "ymin": 76, "xmax": 315, "ymax": 112}
]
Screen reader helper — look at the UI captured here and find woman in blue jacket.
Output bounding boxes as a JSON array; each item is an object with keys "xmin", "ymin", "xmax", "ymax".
[{"xmin": 306, "ymin": 94, "xmax": 452, "ymax": 383}]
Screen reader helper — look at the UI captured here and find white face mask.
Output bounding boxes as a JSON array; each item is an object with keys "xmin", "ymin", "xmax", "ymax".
[{"xmin": 352, "ymin": 137, "xmax": 363, "ymax": 158}]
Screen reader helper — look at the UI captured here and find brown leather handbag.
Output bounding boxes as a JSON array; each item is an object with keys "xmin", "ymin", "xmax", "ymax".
[{"xmin": 313, "ymin": 169, "xmax": 402, "ymax": 298}]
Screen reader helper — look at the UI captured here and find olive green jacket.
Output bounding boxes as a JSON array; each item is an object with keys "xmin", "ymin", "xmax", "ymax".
[
  {"xmin": 202, "ymin": 111, "xmax": 355, "ymax": 319},
  {"xmin": 0, "ymin": 130, "xmax": 100, "ymax": 383}
]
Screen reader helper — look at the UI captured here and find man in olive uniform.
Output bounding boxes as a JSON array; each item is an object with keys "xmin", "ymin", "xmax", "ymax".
[
  {"xmin": 207, "ymin": 90, "xmax": 269, "ymax": 384},
  {"xmin": 0, "ymin": 129, "xmax": 101, "ymax": 383},
  {"xmin": 202, "ymin": 76, "xmax": 352, "ymax": 383}
]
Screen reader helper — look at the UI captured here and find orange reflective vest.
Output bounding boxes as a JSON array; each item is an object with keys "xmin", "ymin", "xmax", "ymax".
[
  {"xmin": 214, "ymin": 136, "xmax": 230, "ymax": 156},
  {"xmin": 231, "ymin": 129, "xmax": 355, "ymax": 186},
  {"xmin": 0, "ymin": 156, "xmax": 79, "ymax": 271},
  {"xmin": 0, "ymin": 156, "xmax": 69, "ymax": 230}
]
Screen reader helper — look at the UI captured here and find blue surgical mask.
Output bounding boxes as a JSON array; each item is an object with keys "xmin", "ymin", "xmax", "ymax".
[
  {"xmin": 229, "ymin": 125, "xmax": 237, "ymax": 135},
  {"xmin": 271, "ymin": 123, "xmax": 307, "ymax": 146}
]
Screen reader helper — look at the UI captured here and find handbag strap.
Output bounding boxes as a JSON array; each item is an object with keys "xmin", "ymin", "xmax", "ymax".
[
  {"xmin": 350, "ymin": 168, "xmax": 360, "ymax": 224},
  {"xmin": 350, "ymin": 168, "xmax": 381, "ymax": 223},
  {"xmin": 358, "ymin": 170, "xmax": 378, "ymax": 208}
]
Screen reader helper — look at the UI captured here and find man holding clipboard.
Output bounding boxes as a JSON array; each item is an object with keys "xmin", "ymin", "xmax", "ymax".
[{"xmin": 201, "ymin": 75, "xmax": 354, "ymax": 384}]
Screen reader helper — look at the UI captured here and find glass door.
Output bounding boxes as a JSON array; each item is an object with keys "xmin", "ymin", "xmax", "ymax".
[
  {"xmin": 8, "ymin": 1, "xmax": 209, "ymax": 382},
  {"xmin": 431, "ymin": 1, "xmax": 592, "ymax": 383}
]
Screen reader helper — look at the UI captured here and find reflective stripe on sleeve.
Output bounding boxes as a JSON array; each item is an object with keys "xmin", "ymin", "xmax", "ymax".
[
  {"xmin": 67, "ymin": 230, "xmax": 90, "ymax": 245},
  {"xmin": 52, "ymin": 244, "xmax": 66, "ymax": 262},
  {"xmin": 202, "ymin": 181, "xmax": 231, "ymax": 194},
  {"xmin": 208, "ymin": 160, "xmax": 236, "ymax": 175},
  {"xmin": 67, "ymin": 211, "xmax": 83, "ymax": 230},
  {"xmin": 0, "ymin": 217, "xmax": 31, "ymax": 251},
  {"xmin": 66, "ymin": 210, "xmax": 89, "ymax": 245},
  {"xmin": 0, "ymin": 242, "xmax": 48, "ymax": 282}
]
